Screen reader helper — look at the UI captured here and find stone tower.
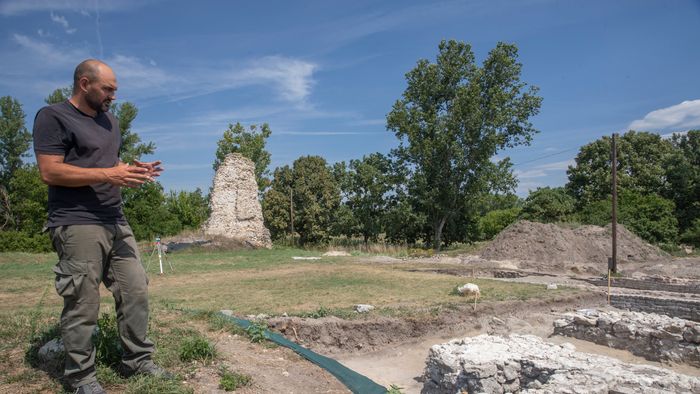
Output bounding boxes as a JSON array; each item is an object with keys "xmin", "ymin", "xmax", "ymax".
[{"xmin": 204, "ymin": 153, "xmax": 272, "ymax": 248}]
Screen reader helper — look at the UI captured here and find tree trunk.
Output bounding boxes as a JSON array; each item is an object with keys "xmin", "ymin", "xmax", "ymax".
[{"xmin": 433, "ymin": 216, "xmax": 448, "ymax": 252}]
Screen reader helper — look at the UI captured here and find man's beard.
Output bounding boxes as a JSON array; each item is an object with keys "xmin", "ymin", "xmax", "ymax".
[{"xmin": 85, "ymin": 91, "xmax": 111, "ymax": 114}]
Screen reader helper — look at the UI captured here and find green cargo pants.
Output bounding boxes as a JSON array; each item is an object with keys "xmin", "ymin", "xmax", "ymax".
[{"xmin": 50, "ymin": 224, "xmax": 155, "ymax": 388}]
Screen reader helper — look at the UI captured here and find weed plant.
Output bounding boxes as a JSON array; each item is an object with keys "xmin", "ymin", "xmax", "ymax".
[
  {"xmin": 218, "ymin": 365, "xmax": 252, "ymax": 391},
  {"xmin": 179, "ymin": 335, "xmax": 216, "ymax": 363}
]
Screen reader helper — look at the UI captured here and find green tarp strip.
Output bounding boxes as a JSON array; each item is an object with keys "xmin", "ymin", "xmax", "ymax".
[{"xmin": 219, "ymin": 312, "xmax": 387, "ymax": 394}]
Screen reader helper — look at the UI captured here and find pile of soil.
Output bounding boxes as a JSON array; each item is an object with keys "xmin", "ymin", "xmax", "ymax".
[{"xmin": 479, "ymin": 221, "xmax": 668, "ymax": 272}]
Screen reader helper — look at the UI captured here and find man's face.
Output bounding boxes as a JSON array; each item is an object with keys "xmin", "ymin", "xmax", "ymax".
[{"xmin": 84, "ymin": 67, "xmax": 117, "ymax": 114}]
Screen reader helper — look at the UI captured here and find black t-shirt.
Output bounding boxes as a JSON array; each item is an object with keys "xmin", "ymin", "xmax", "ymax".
[{"xmin": 33, "ymin": 101, "xmax": 126, "ymax": 227}]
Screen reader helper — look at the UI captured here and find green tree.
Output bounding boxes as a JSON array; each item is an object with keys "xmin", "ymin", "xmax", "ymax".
[
  {"xmin": 0, "ymin": 96, "xmax": 31, "ymax": 188},
  {"xmin": 337, "ymin": 153, "xmax": 394, "ymax": 243},
  {"xmin": 166, "ymin": 188, "xmax": 210, "ymax": 230},
  {"xmin": 262, "ymin": 165, "xmax": 294, "ymax": 240},
  {"xmin": 578, "ymin": 189, "xmax": 678, "ymax": 245},
  {"xmin": 7, "ymin": 164, "xmax": 47, "ymax": 234},
  {"xmin": 680, "ymin": 218, "xmax": 700, "ymax": 247},
  {"xmin": 262, "ymin": 156, "xmax": 339, "ymax": 245},
  {"xmin": 213, "ymin": 122, "xmax": 272, "ymax": 192},
  {"xmin": 387, "ymin": 40, "xmax": 541, "ymax": 250},
  {"xmin": 566, "ymin": 131, "xmax": 674, "ymax": 208},
  {"xmin": 478, "ymin": 207, "xmax": 521, "ymax": 240},
  {"xmin": 520, "ymin": 187, "xmax": 575, "ymax": 223},
  {"xmin": 122, "ymin": 181, "xmax": 182, "ymax": 240},
  {"xmin": 45, "ymin": 86, "xmax": 73, "ymax": 105},
  {"xmin": 664, "ymin": 130, "xmax": 700, "ymax": 232},
  {"xmin": 383, "ymin": 196, "xmax": 426, "ymax": 245},
  {"xmin": 112, "ymin": 102, "xmax": 155, "ymax": 163}
]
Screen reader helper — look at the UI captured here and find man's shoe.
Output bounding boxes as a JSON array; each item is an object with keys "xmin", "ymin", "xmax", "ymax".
[
  {"xmin": 134, "ymin": 362, "xmax": 175, "ymax": 380},
  {"xmin": 74, "ymin": 381, "xmax": 106, "ymax": 394}
]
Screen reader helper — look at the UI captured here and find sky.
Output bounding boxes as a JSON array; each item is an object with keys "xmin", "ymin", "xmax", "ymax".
[{"xmin": 1, "ymin": 0, "xmax": 699, "ymax": 196}]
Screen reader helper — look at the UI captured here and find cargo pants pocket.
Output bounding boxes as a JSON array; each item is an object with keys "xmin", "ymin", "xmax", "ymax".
[{"xmin": 52, "ymin": 260, "xmax": 87, "ymax": 300}]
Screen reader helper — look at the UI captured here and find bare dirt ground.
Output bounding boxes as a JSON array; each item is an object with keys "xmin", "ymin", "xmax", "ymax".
[{"xmin": 185, "ymin": 331, "xmax": 349, "ymax": 394}]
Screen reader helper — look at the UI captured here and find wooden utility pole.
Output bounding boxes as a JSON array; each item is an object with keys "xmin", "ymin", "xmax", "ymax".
[
  {"xmin": 289, "ymin": 188, "xmax": 295, "ymax": 243},
  {"xmin": 611, "ymin": 133, "xmax": 618, "ymax": 274}
]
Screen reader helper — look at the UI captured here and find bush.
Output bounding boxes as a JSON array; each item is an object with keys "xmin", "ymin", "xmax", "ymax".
[
  {"xmin": 578, "ymin": 190, "xmax": 678, "ymax": 244},
  {"xmin": 478, "ymin": 208, "xmax": 520, "ymax": 240},
  {"xmin": 0, "ymin": 230, "xmax": 52, "ymax": 252},
  {"xmin": 520, "ymin": 187, "xmax": 575, "ymax": 223}
]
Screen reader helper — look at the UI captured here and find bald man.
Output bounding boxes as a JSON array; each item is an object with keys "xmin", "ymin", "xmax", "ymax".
[{"xmin": 33, "ymin": 59, "xmax": 170, "ymax": 394}]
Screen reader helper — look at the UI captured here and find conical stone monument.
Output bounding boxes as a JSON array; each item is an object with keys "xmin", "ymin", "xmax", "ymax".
[{"xmin": 204, "ymin": 153, "xmax": 272, "ymax": 248}]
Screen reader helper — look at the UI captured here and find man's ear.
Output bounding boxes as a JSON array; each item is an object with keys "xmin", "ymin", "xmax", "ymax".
[{"xmin": 79, "ymin": 77, "xmax": 90, "ymax": 93}]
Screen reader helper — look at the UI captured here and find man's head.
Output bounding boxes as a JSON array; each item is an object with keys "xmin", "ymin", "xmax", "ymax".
[{"xmin": 72, "ymin": 59, "xmax": 117, "ymax": 114}]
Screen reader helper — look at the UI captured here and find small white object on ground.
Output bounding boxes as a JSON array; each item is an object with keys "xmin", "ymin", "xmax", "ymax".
[{"xmin": 354, "ymin": 304, "xmax": 375, "ymax": 313}]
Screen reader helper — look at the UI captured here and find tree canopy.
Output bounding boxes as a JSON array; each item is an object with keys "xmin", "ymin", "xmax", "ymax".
[
  {"xmin": 213, "ymin": 122, "xmax": 272, "ymax": 192},
  {"xmin": 386, "ymin": 40, "xmax": 542, "ymax": 249}
]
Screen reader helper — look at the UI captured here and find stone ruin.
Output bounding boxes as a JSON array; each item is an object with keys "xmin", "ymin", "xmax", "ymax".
[
  {"xmin": 204, "ymin": 153, "xmax": 272, "ymax": 248},
  {"xmin": 554, "ymin": 309, "xmax": 700, "ymax": 367},
  {"xmin": 422, "ymin": 334, "xmax": 700, "ymax": 393}
]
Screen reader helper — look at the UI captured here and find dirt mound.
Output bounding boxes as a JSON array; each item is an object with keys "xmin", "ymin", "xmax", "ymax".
[{"xmin": 479, "ymin": 221, "xmax": 668, "ymax": 273}]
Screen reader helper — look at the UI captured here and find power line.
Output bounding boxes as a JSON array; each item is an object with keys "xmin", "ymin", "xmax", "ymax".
[{"xmin": 512, "ymin": 147, "xmax": 579, "ymax": 166}]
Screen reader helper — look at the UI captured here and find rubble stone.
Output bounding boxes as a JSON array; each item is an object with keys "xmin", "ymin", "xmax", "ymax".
[{"xmin": 422, "ymin": 334, "xmax": 700, "ymax": 394}]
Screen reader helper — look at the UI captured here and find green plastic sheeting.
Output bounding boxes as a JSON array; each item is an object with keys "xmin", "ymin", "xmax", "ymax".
[{"xmin": 219, "ymin": 312, "xmax": 388, "ymax": 394}]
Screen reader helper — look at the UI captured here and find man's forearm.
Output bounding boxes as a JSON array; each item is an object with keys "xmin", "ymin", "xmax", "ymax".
[{"xmin": 39, "ymin": 161, "xmax": 111, "ymax": 187}]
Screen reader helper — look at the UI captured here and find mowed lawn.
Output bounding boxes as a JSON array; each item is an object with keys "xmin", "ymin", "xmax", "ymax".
[{"xmin": 0, "ymin": 246, "xmax": 569, "ymax": 318}]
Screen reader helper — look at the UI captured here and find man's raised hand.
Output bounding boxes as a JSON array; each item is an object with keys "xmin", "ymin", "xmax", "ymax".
[
  {"xmin": 133, "ymin": 160, "xmax": 164, "ymax": 178},
  {"xmin": 105, "ymin": 162, "xmax": 153, "ymax": 187}
]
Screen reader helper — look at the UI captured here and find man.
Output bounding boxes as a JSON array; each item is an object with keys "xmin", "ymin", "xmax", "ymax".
[{"xmin": 33, "ymin": 59, "xmax": 170, "ymax": 394}]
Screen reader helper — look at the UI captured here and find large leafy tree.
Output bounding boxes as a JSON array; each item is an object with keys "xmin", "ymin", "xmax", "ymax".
[
  {"xmin": 7, "ymin": 165, "xmax": 47, "ymax": 234},
  {"xmin": 578, "ymin": 190, "xmax": 678, "ymax": 245},
  {"xmin": 335, "ymin": 153, "xmax": 394, "ymax": 243},
  {"xmin": 122, "ymin": 181, "xmax": 181, "ymax": 240},
  {"xmin": 387, "ymin": 40, "xmax": 541, "ymax": 250},
  {"xmin": 166, "ymin": 188, "xmax": 209, "ymax": 230},
  {"xmin": 664, "ymin": 130, "xmax": 700, "ymax": 232},
  {"xmin": 566, "ymin": 131, "xmax": 674, "ymax": 208},
  {"xmin": 262, "ymin": 156, "xmax": 340, "ymax": 245},
  {"xmin": 45, "ymin": 86, "xmax": 72, "ymax": 105},
  {"xmin": 213, "ymin": 122, "xmax": 272, "ymax": 192},
  {"xmin": 0, "ymin": 96, "xmax": 31, "ymax": 188},
  {"xmin": 113, "ymin": 102, "xmax": 155, "ymax": 163},
  {"xmin": 262, "ymin": 165, "xmax": 294, "ymax": 240}
]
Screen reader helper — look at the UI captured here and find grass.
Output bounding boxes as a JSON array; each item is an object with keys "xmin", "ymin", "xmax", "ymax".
[
  {"xmin": 0, "ymin": 244, "xmax": 580, "ymax": 392},
  {"xmin": 218, "ymin": 365, "xmax": 252, "ymax": 391}
]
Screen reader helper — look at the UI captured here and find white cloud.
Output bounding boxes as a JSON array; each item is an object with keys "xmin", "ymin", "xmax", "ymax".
[
  {"xmin": 534, "ymin": 159, "xmax": 575, "ymax": 171},
  {"xmin": 4, "ymin": 34, "xmax": 319, "ymax": 106},
  {"xmin": 514, "ymin": 169, "xmax": 547, "ymax": 179},
  {"xmin": 628, "ymin": 99, "xmax": 700, "ymax": 132},
  {"xmin": 0, "ymin": 0, "xmax": 147, "ymax": 15},
  {"xmin": 107, "ymin": 54, "xmax": 174, "ymax": 92},
  {"xmin": 224, "ymin": 56, "xmax": 317, "ymax": 104},
  {"xmin": 12, "ymin": 33, "xmax": 85, "ymax": 65},
  {"xmin": 50, "ymin": 12, "xmax": 77, "ymax": 34}
]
